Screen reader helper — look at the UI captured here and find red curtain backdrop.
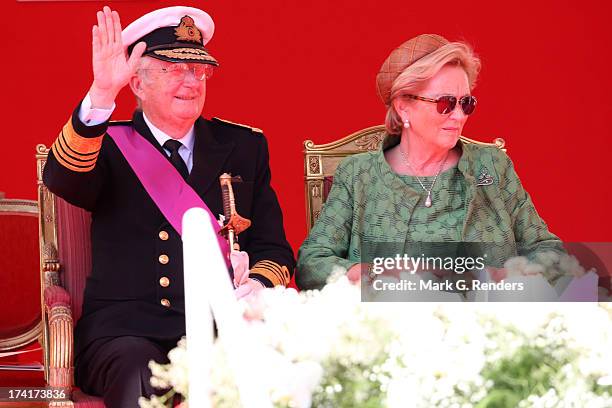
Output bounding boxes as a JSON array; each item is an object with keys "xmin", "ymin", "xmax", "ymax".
[{"xmin": 2, "ymin": 0, "xmax": 611, "ymax": 253}]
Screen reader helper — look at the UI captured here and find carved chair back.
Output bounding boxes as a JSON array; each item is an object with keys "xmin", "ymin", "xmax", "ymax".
[{"xmin": 303, "ymin": 125, "xmax": 506, "ymax": 232}]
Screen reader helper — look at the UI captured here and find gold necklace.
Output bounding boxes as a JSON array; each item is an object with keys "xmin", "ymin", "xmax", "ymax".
[{"xmin": 400, "ymin": 147, "xmax": 450, "ymax": 208}]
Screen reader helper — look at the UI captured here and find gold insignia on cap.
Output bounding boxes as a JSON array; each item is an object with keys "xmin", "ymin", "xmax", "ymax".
[
  {"xmin": 153, "ymin": 48, "xmax": 218, "ymax": 64},
  {"xmin": 175, "ymin": 15, "xmax": 203, "ymax": 44}
]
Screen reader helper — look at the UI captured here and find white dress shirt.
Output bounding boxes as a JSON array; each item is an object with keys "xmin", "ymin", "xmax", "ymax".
[{"xmin": 78, "ymin": 93, "xmax": 195, "ymax": 172}]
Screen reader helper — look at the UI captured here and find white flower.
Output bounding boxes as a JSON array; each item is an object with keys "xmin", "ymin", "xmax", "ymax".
[
  {"xmin": 505, "ymin": 256, "xmax": 529, "ymax": 275},
  {"xmin": 140, "ymin": 277, "xmax": 612, "ymax": 408},
  {"xmin": 270, "ymin": 361, "xmax": 323, "ymax": 408}
]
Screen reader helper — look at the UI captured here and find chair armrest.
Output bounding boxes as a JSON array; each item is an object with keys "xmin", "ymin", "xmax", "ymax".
[
  {"xmin": 43, "ymin": 284, "xmax": 74, "ymax": 391},
  {"xmin": 44, "ymin": 285, "xmax": 71, "ymax": 308}
]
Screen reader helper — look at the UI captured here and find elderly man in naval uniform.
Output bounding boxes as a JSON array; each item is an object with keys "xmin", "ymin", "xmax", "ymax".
[{"xmin": 43, "ymin": 6, "xmax": 295, "ymax": 406}]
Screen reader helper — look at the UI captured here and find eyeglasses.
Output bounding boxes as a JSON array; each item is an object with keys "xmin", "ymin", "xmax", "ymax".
[
  {"xmin": 140, "ymin": 63, "xmax": 214, "ymax": 82},
  {"xmin": 404, "ymin": 94, "xmax": 477, "ymax": 115}
]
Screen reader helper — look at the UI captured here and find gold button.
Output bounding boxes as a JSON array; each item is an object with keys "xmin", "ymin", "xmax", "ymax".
[
  {"xmin": 160, "ymin": 298, "xmax": 171, "ymax": 308},
  {"xmin": 158, "ymin": 254, "xmax": 169, "ymax": 264},
  {"xmin": 159, "ymin": 277, "xmax": 170, "ymax": 287},
  {"xmin": 159, "ymin": 230, "xmax": 169, "ymax": 241}
]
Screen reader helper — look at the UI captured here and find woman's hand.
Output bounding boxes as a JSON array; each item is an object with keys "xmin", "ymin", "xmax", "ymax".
[
  {"xmin": 487, "ymin": 266, "xmax": 508, "ymax": 282},
  {"xmin": 348, "ymin": 263, "xmax": 409, "ymax": 284},
  {"xmin": 349, "ymin": 262, "xmax": 467, "ymax": 285},
  {"xmin": 347, "ymin": 263, "xmax": 365, "ymax": 284},
  {"xmin": 89, "ymin": 6, "xmax": 146, "ymax": 108}
]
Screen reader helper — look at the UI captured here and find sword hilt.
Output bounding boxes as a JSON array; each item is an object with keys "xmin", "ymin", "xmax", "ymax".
[{"xmin": 219, "ymin": 173, "xmax": 251, "ymax": 251}]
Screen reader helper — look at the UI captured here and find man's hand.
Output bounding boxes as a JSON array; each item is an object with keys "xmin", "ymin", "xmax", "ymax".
[
  {"xmin": 234, "ymin": 278, "xmax": 265, "ymax": 300},
  {"xmin": 89, "ymin": 6, "xmax": 146, "ymax": 109},
  {"xmin": 230, "ymin": 250, "xmax": 265, "ymax": 299},
  {"xmin": 230, "ymin": 250, "xmax": 250, "ymax": 288}
]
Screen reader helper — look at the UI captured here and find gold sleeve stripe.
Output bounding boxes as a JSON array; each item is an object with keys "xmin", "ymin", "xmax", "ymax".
[
  {"xmin": 250, "ymin": 266, "xmax": 284, "ymax": 287},
  {"xmin": 256, "ymin": 261, "xmax": 286, "ymax": 282},
  {"xmin": 62, "ymin": 120, "xmax": 104, "ymax": 154},
  {"xmin": 251, "ymin": 260, "xmax": 290, "ymax": 287},
  {"xmin": 61, "ymin": 119, "xmax": 104, "ymax": 155},
  {"xmin": 52, "ymin": 141, "xmax": 96, "ymax": 172},
  {"xmin": 256, "ymin": 260, "xmax": 284, "ymax": 273},
  {"xmin": 52, "ymin": 133, "xmax": 97, "ymax": 172},
  {"xmin": 57, "ymin": 130, "xmax": 100, "ymax": 158},
  {"xmin": 55, "ymin": 132, "xmax": 98, "ymax": 164},
  {"xmin": 51, "ymin": 119, "xmax": 103, "ymax": 172}
]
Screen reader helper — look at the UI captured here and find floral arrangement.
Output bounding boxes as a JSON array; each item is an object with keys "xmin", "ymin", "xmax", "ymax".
[{"xmin": 140, "ymin": 268, "xmax": 612, "ymax": 408}]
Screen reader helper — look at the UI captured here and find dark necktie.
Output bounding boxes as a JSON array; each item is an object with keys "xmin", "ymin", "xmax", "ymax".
[{"xmin": 163, "ymin": 139, "xmax": 189, "ymax": 180}]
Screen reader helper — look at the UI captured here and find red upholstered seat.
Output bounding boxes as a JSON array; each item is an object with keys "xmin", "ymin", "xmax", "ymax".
[
  {"xmin": 0, "ymin": 198, "xmax": 45, "ymax": 387},
  {"xmin": 0, "ymin": 209, "xmax": 40, "ymax": 338},
  {"xmin": 0, "ymin": 343, "xmax": 45, "ymax": 387},
  {"xmin": 323, "ymin": 176, "xmax": 334, "ymax": 202},
  {"xmin": 72, "ymin": 389, "xmax": 105, "ymax": 407}
]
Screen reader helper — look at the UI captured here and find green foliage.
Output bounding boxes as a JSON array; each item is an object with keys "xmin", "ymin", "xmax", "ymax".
[
  {"xmin": 475, "ymin": 389, "xmax": 522, "ymax": 408},
  {"xmin": 312, "ymin": 360, "xmax": 386, "ymax": 408},
  {"xmin": 479, "ymin": 344, "xmax": 573, "ymax": 407}
]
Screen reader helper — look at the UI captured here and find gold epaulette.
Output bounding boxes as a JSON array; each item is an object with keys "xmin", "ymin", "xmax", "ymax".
[
  {"xmin": 109, "ymin": 119, "xmax": 132, "ymax": 126},
  {"xmin": 212, "ymin": 117, "xmax": 263, "ymax": 134}
]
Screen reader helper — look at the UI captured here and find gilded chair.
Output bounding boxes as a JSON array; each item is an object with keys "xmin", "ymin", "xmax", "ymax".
[
  {"xmin": 303, "ymin": 125, "xmax": 506, "ymax": 232},
  {"xmin": 36, "ymin": 144, "xmax": 104, "ymax": 407},
  {"xmin": 0, "ymin": 197, "xmax": 45, "ymax": 387}
]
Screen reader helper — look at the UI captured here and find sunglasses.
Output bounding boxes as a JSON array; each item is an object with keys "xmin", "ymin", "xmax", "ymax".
[{"xmin": 404, "ymin": 94, "xmax": 477, "ymax": 115}]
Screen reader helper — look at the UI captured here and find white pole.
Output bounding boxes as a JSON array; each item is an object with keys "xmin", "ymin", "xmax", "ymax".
[
  {"xmin": 182, "ymin": 208, "xmax": 272, "ymax": 408},
  {"xmin": 183, "ymin": 208, "xmax": 214, "ymax": 408}
]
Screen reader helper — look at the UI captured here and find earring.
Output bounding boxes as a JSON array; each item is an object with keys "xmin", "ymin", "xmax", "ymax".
[{"xmin": 403, "ymin": 118, "xmax": 410, "ymax": 129}]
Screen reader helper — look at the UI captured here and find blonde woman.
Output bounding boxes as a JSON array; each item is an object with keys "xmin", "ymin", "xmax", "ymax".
[{"xmin": 297, "ymin": 34, "xmax": 561, "ymax": 290}]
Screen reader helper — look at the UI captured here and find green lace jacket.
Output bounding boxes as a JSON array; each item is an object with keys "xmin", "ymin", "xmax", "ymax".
[{"xmin": 296, "ymin": 135, "xmax": 562, "ymax": 290}]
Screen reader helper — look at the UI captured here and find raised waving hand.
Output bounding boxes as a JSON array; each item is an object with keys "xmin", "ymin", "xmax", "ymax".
[{"xmin": 89, "ymin": 6, "xmax": 146, "ymax": 108}]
